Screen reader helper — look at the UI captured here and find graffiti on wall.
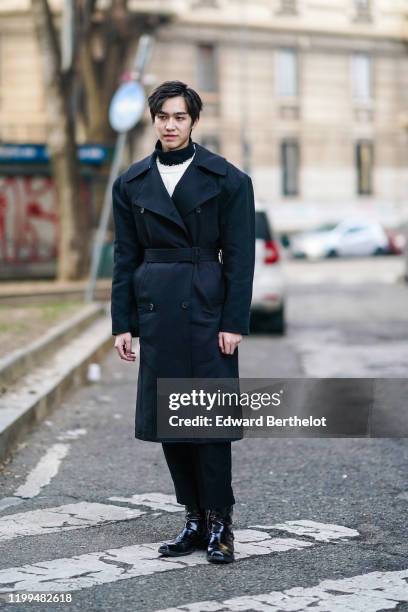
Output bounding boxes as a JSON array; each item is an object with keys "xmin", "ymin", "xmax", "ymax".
[{"xmin": 0, "ymin": 175, "xmax": 59, "ymax": 265}]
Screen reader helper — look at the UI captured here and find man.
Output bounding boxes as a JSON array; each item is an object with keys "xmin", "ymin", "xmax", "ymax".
[{"xmin": 111, "ymin": 80, "xmax": 255, "ymax": 564}]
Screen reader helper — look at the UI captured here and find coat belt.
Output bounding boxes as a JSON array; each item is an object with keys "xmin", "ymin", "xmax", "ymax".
[{"xmin": 143, "ymin": 247, "xmax": 221, "ymax": 263}]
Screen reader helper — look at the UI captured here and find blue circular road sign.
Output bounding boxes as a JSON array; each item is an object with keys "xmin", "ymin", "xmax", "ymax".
[{"xmin": 109, "ymin": 81, "xmax": 146, "ymax": 133}]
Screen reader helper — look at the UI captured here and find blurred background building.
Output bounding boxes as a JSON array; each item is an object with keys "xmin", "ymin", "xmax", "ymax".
[
  {"xmin": 1, "ymin": 0, "xmax": 408, "ymax": 276},
  {"xmin": 131, "ymin": 0, "xmax": 408, "ymax": 232}
]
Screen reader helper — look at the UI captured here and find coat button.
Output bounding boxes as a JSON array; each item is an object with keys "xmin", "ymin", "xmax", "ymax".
[
  {"xmin": 181, "ymin": 301, "xmax": 189, "ymax": 309},
  {"xmin": 140, "ymin": 207, "xmax": 145, "ymax": 213},
  {"xmin": 148, "ymin": 302, "xmax": 154, "ymax": 311}
]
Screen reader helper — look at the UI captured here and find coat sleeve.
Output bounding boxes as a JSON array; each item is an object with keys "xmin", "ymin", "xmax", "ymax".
[
  {"xmin": 219, "ymin": 174, "xmax": 256, "ymax": 335},
  {"xmin": 111, "ymin": 175, "xmax": 143, "ymax": 337}
]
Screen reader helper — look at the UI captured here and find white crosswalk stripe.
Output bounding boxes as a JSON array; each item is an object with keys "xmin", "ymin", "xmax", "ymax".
[
  {"xmin": 1, "ymin": 491, "xmax": 395, "ymax": 609},
  {"xmin": 248, "ymin": 520, "xmax": 359, "ymax": 542},
  {"xmin": 0, "ymin": 521, "xmax": 356, "ymax": 594},
  {"xmin": 155, "ymin": 569, "xmax": 408, "ymax": 612},
  {"xmin": 0, "ymin": 502, "xmax": 144, "ymax": 542},
  {"xmin": 0, "ymin": 430, "xmax": 87, "ymax": 512},
  {"xmin": 14, "ymin": 443, "xmax": 69, "ymax": 499},
  {"xmin": 108, "ymin": 492, "xmax": 183, "ymax": 513},
  {"xmin": 0, "ymin": 493, "xmax": 182, "ymax": 542}
]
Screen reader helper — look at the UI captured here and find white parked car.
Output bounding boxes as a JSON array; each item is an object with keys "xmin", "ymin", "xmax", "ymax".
[
  {"xmin": 250, "ymin": 209, "xmax": 286, "ymax": 334},
  {"xmin": 290, "ymin": 219, "xmax": 390, "ymax": 260}
]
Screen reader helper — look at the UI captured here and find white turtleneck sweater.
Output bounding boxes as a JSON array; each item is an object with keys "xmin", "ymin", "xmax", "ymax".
[{"xmin": 156, "ymin": 152, "xmax": 195, "ymax": 197}]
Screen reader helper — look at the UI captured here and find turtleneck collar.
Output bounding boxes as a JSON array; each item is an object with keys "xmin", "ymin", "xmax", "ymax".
[{"xmin": 154, "ymin": 136, "xmax": 196, "ymax": 166}]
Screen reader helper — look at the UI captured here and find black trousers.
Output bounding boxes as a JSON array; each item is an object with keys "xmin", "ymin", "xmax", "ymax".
[{"xmin": 161, "ymin": 442, "xmax": 235, "ymax": 509}]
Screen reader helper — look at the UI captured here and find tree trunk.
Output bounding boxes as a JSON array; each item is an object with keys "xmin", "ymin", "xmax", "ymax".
[
  {"xmin": 31, "ymin": 0, "xmax": 90, "ymax": 280},
  {"xmin": 79, "ymin": 0, "xmax": 132, "ymax": 144}
]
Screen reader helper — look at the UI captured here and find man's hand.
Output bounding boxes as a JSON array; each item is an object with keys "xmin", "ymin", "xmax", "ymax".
[
  {"xmin": 218, "ymin": 331, "xmax": 242, "ymax": 355},
  {"xmin": 114, "ymin": 332, "xmax": 136, "ymax": 362}
]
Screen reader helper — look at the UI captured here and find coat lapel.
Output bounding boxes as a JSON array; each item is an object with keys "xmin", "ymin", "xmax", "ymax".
[
  {"xmin": 133, "ymin": 160, "xmax": 189, "ymax": 236},
  {"xmin": 170, "ymin": 156, "xmax": 221, "ymax": 219},
  {"xmin": 124, "ymin": 142, "xmax": 228, "ymax": 239}
]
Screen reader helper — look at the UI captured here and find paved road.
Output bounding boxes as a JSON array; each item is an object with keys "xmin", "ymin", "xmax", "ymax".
[{"xmin": 0, "ymin": 257, "xmax": 407, "ymax": 611}]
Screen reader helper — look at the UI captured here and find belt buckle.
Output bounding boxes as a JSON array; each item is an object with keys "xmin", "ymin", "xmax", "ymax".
[{"xmin": 191, "ymin": 246, "xmax": 200, "ymax": 263}]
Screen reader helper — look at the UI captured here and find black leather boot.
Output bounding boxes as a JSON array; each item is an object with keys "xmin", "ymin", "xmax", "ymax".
[
  {"xmin": 158, "ymin": 506, "xmax": 209, "ymax": 557},
  {"xmin": 207, "ymin": 505, "xmax": 235, "ymax": 564}
]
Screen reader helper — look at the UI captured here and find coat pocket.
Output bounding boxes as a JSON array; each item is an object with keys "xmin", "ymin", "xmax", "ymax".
[
  {"xmin": 212, "ymin": 276, "xmax": 226, "ymax": 305},
  {"xmin": 198, "ymin": 262, "xmax": 226, "ymax": 310},
  {"xmin": 133, "ymin": 262, "xmax": 148, "ymax": 301}
]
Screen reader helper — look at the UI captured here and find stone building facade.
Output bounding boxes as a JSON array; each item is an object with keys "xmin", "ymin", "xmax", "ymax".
[{"xmin": 2, "ymin": 0, "xmax": 408, "ymax": 231}]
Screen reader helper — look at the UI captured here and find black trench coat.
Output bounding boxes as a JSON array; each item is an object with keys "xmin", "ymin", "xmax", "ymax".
[{"xmin": 111, "ymin": 142, "xmax": 255, "ymax": 443}]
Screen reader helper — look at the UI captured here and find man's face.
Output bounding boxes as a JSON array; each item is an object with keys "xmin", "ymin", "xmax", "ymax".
[{"xmin": 153, "ymin": 96, "xmax": 198, "ymax": 152}]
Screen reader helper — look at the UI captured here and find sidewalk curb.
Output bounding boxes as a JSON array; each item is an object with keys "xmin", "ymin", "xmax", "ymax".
[
  {"xmin": 0, "ymin": 280, "xmax": 111, "ymax": 305},
  {"xmin": 0, "ymin": 303, "xmax": 105, "ymax": 388},
  {"xmin": 0, "ymin": 312, "xmax": 115, "ymax": 465}
]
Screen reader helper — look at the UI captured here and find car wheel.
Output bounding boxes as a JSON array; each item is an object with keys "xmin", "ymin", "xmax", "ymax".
[
  {"xmin": 270, "ymin": 305, "xmax": 286, "ymax": 334},
  {"xmin": 326, "ymin": 248, "xmax": 338, "ymax": 258},
  {"xmin": 250, "ymin": 305, "xmax": 286, "ymax": 335},
  {"xmin": 373, "ymin": 246, "xmax": 386, "ymax": 256}
]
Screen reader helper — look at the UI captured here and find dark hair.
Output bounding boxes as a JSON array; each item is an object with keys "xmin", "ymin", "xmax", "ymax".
[{"xmin": 147, "ymin": 80, "xmax": 203, "ymax": 124}]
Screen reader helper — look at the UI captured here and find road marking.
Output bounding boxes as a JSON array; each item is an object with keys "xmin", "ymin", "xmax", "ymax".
[
  {"xmin": 0, "ymin": 502, "xmax": 144, "ymax": 542},
  {"xmin": 0, "ymin": 431, "xmax": 86, "ymax": 512},
  {"xmin": 108, "ymin": 493, "xmax": 183, "ymax": 513},
  {"xmin": 0, "ymin": 498, "xmax": 23, "ymax": 512},
  {"xmin": 1, "ymin": 486, "xmax": 360, "ymax": 547},
  {"xmin": 14, "ymin": 443, "xmax": 69, "ymax": 499},
  {"xmin": 0, "ymin": 493, "xmax": 181, "ymax": 539},
  {"xmin": 0, "ymin": 443, "xmax": 71, "ymax": 512},
  {"xmin": 56, "ymin": 428, "xmax": 87, "ymax": 441},
  {"xmin": 155, "ymin": 569, "xmax": 408, "ymax": 611},
  {"xmin": 0, "ymin": 528, "xmax": 321, "ymax": 593},
  {"xmin": 248, "ymin": 520, "xmax": 359, "ymax": 542}
]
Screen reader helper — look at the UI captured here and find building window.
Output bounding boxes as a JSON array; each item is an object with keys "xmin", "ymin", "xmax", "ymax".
[
  {"xmin": 354, "ymin": 0, "xmax": 372, "ymax": 21},
  {"xmin": 277, "ymin": 0, "xmax": 297, "ymax": 15},
  {"xmin": 276, "ymin": 48, "xmax": 298, "ymax": 98},
  {"xmin": 356, "ymin": 140, "xmax": 374, "ymax": 195},
  {"xmin": 192, "ymin": 0, "xmax": 219, "ymax": 7},
  {"xmin": 281, "ymin": 140, "xmax": 299, "ymax": 196},
  {"xmin": 197, "ymin": 44, "xmax": 218, "ymax": 93},
  {"xmin": 351, "ymin": 52, "xmax": 373, "ymax": 102},
  {"xmin": 200, "ymin": 135, "xmax": 220, "ymax": 153}
]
